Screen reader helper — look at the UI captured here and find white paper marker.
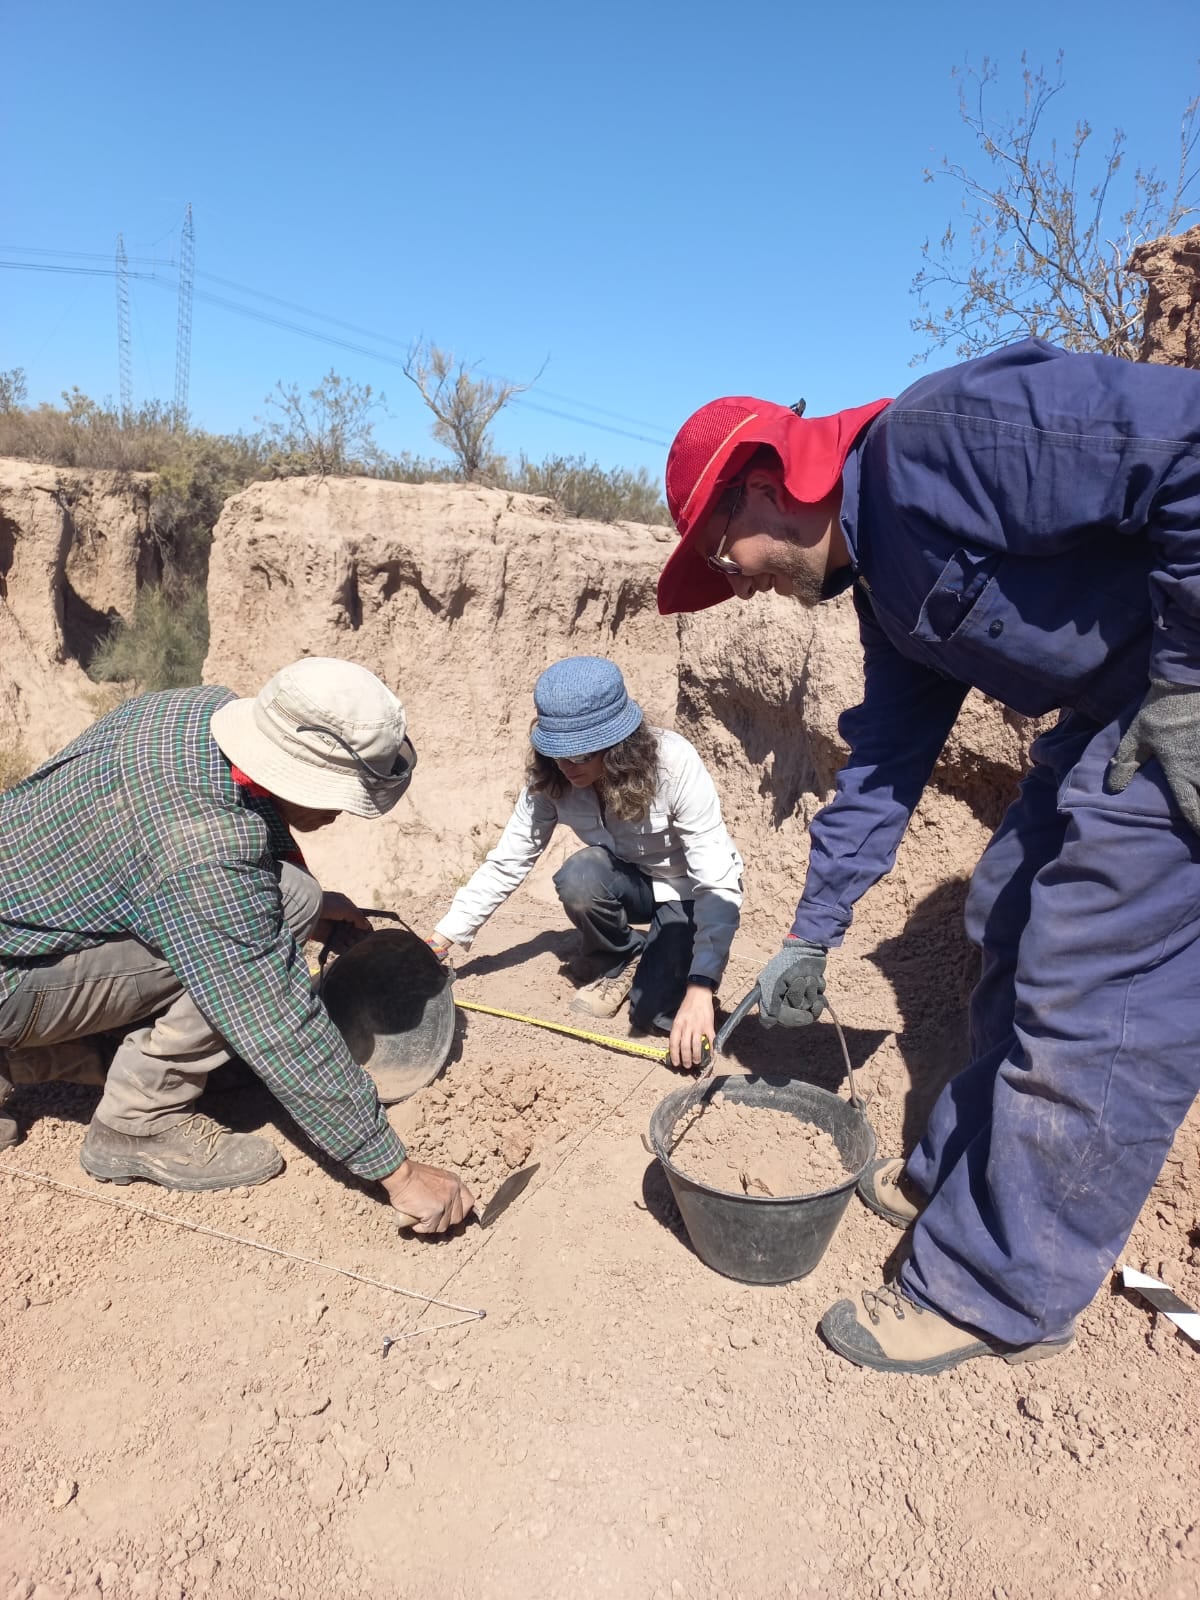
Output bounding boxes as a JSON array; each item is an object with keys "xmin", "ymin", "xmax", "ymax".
[{"xmin": 1119, "ymin": 1266, "xmax": 1200, "ymax": 1346}]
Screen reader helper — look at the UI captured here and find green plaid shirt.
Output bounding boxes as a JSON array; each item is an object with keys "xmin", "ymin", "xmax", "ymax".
[{"xmin": 0, "ymin": 686, "xmax": 405, "ymax": 1181}]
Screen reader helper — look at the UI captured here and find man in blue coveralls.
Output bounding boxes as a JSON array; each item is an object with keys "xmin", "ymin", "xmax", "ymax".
[{"xmin": 657, "ymin": 339, "xmax": 1200, "ymax": 1375}]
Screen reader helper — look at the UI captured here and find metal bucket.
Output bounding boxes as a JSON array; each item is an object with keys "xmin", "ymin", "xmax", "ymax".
[
  {"xmin": 319, "ymin": 927, "xmax": 455, "ymax": 1105},
  {"xmin": 648, "ymin": 1001, "xmax": 875, "ymax": 1285}
]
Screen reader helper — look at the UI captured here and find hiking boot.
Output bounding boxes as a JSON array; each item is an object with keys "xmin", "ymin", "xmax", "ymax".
[
  {"xmin": 80, "ymin": 1112, "xmax": 283, "ymax": 1192},
  {"xmin": 819, "ymin": 1283, "xmax": 1075, "ymax": 1376},
  {"xmin": 560, "ymin": 942, "xmax": 614, "ymax": 984},
  {"xmin": 857, "ymin": 1157, "xmax": 926, "ymax": 1228},
  {"xmin": 571, "ymin": 963, "xmax": 637, "ymax": 1019},
  {"xmin": 0, "ymin": 1108, "xmax": 19, "ymax": 1152}
]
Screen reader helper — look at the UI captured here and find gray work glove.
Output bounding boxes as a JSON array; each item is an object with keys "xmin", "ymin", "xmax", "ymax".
[
  {"xmin": 1106, "ymin": 680, "xmax": 1200, "ymax": 835},
  {"xmin": 755, "ymin": 938, "xmax": 828, "ymax": 1029}
]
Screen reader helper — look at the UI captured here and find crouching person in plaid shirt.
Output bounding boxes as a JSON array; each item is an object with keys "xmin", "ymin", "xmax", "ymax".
[{"xmin": 0, "ymin": 658, "xmax": 474, "ymax": 1234}]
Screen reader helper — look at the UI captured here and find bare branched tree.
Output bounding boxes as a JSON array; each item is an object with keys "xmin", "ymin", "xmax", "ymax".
[
  {"xmin": 260, "ymin": 369, "xmax": 386, "ymax": 479},
  {"xmin": 402, "ymin": 341, "xmax": 538, "ymax": 481},
  {"xmin": 912, "ymin": 54, "xmax": 1199, "ymax": 362}
]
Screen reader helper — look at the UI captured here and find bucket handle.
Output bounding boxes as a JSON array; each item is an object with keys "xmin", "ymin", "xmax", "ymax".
[
  {"xmin": 711, "ymin": 987, "xmax": 865, "ymax": 1109},
  {"xmin": 319, "ymin": 906, "xmax": 416, "ymax": 973}
]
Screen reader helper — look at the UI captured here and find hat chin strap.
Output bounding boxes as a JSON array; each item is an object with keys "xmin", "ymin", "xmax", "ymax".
[{"xmin": 294, "ymin": 724, "xmax": 415, "ymax": 797}]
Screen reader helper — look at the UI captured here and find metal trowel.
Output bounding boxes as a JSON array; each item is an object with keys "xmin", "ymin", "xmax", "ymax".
[{"xmin": 394, "ymin": 1162, "xmax": 540, "ymax": 1232}]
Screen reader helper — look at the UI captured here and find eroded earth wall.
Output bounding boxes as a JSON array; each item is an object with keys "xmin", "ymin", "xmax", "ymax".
[
  {"xmin": 201, "ymin": 473, "xmax": 1039, "ymax": 1001},
  {"xmin": 203, "ymin": 477, "xmax": 683, "ymax": 911},
  {"xmin": 1132, "ymin": 222, "xmax": 1200, "ymax": 368},
  {"xmin": 0, "ymin": 461, "xmax": 155, "ymax": 762}
]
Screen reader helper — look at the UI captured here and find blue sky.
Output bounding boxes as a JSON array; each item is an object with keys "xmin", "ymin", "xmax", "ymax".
[{"xmin": 3, "ymin": 0, "xmax": 1197, "ymax": 478}]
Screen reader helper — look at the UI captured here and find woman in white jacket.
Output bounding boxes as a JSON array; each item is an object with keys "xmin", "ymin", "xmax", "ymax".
[{"xmin": 426, "ymin": 657, "xmax": 743, "ymax": 1068}]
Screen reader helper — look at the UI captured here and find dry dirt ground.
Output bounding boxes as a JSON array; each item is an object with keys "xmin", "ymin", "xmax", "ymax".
[{"xmin": 2, "ymin": 882, "xmax": 1198, "ymax": 1600}]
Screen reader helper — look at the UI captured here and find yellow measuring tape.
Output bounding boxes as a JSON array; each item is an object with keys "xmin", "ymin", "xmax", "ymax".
[{"xmin": 455, "ymin": 997, "xmax": 689, "ymax": 1064}]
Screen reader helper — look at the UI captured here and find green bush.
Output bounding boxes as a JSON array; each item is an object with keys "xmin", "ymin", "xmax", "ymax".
[{"xmin": 89, "ymin": 584, "xmax": 209, "ymax": 692}]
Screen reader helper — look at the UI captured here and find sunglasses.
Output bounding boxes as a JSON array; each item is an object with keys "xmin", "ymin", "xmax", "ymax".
[
  {"xmin": 706, "ymin": 484, "xmax": 745, "ymax": 577},
  {"xmin": 295, "ymin": 725, "xmax": 418, "ymax": 798},
  {"xmin": 558, "ymin": 751, "xmax": 602, "ymax": 766}
]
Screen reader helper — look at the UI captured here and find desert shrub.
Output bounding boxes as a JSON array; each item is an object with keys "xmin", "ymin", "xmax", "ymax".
[
  {"xmin": 512, "ymin": 454, "xmax": 670, "ymax": 524},
  {"xmin": 150, "ymin": 431, "xmax": 267, "ymax": 590},
  {"xmin": 0, "ymin": 391, "xmax": 179, "ymax": 472},
  {"xmin": 0, "ymin": 376, "xmax": 670, "ymax": 554},
  {"xmin": 259, "ymin": 371, "xmax": 388, "ymax": 478},
  {"xmin": 89, "ymin": 584, "xmax": 209, "ymax": 692},
  {"xmin": 375, "ymin": 451, "xmax": 463, "ymax": 485},
  {"xmin": 403, "ymin": 341, "xmax": 529, "ymax": 481}
]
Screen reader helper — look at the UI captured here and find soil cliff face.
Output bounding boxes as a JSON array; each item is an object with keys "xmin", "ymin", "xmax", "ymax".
[
  {"xmin": 1132, "ymin": 223, "xmax": 1200, "ymax": 367},
  {"xmin": 204, "ymin": 476, "xmax": 683, "ymax": 907},
  {"xmin": 674, "ymin": 590, "xmax": 1044, "ymax": 946},
  {"xmin": 202, "ymin": 475, "xmax": 1039, "ymax": 998},
  {"xmin": 0, "ymin": 461, "xmax": 154, "ymax": 761}
]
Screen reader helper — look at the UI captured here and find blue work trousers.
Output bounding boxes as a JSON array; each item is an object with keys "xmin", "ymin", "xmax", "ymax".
[
  {"xmin": 900, "ymin": 709, "xmax": 1200, "ymax": 1343},
  {"xmin": 553, "ymin": 846, "xmax": 697, "ymax": 1033}
]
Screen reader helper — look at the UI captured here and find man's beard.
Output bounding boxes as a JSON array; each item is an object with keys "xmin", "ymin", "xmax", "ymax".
[{"xmin": 769, "ymin": 542, "xmax": 826, "ymax": 608}]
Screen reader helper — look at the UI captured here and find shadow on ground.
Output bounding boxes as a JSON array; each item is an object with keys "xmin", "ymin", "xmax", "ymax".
[
  {"xmin": 454, "ymin": 928, "xmax": 573, "ymax": 981},
  {"xmin": 867, "ymin": 876, "xmax": 978, "ymax": 1155}
]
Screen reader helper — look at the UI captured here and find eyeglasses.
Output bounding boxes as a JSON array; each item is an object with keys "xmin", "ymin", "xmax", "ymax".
[
  {"xmin": 706, "ymin": 484, "xmax": 745, "ymax": 577},
  {"xmin": 559, "ymin": 751, "xmax": 601, "ymax": 766},
  {"xmin": 295, "ymin": 725, "xmax": 418, "ymax": 798}
]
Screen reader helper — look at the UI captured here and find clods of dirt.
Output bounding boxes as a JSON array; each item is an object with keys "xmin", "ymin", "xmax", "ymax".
[{"xmin": 671, "ymin": 1094, "xmax": 849, "ymax": 1196}]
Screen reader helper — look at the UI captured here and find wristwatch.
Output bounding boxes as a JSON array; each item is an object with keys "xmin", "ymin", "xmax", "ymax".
[{"xmin": 686, "ymin": 973, "xmax": 718, "ymax": 991}]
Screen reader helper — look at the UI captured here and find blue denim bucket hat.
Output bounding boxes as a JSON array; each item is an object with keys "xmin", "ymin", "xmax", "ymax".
[{"xmin": 530, "ymin": 657, "xmax": 643, "ymax": 758}]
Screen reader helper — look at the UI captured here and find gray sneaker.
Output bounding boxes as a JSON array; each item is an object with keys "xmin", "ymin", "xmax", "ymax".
[
  {"xmin": 0, "ymin": 1108, "xmax": 19, "ymax": 1152},
  {"xmin": 80, "ymin": 1112, "xmax": 283, "ymax": 1192}
]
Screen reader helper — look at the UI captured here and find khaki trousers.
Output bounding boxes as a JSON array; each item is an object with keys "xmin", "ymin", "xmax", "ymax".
[{"xmin": 0, "ymin": 863, "xmax": 321, "ymax": 1134}]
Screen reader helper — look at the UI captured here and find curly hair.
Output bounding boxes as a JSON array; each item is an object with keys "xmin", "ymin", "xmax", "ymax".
[{"xmin": 527, "ymin": 721, "xmax": 661, "ymax": 822}]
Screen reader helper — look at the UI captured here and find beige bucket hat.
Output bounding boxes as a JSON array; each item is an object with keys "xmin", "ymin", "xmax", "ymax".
[{"xmin": 210, "ymin": 658, "xmax": 414, "ymax": 818}]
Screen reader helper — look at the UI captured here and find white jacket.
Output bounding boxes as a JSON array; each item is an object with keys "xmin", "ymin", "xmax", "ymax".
[{"xmin": 435, "ymin": 728, "xmax": 743, "ymax": 982}]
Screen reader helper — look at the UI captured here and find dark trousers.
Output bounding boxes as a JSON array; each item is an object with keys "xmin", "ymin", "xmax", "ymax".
[
  {"xmin": 552, "ymin": 846, "xmax": 696, "ymax": 1033},
  {"xmin": 900, "ymin": 708, "xmax": 1200, "ymax": 1344}
]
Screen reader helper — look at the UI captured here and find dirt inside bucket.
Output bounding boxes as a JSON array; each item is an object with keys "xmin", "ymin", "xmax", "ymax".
[{"xmin": 672, "ymin": 1094, "xmax": 850, "ymax": 1197}]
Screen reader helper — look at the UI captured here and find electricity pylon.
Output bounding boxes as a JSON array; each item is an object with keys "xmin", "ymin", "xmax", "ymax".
[
  {"xmin": 115, "ymin": 234, "xmax": 132, "ymax": 421},
  {"xmin": 173, "ymin": 203, "xmax": 194, "ymax": 428}
]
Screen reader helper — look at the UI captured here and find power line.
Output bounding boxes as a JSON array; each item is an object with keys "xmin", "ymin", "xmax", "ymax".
[
  {"xmin": 0, "ymin": 244, "xmax": 174, "ymax": 268},
  {"xmin": 1, "ymin": 253, "xmax": 673, "ymax": 449},
  {"xmin": 2, "ymin": 240, "xmax": 678, "ymax": 438}
]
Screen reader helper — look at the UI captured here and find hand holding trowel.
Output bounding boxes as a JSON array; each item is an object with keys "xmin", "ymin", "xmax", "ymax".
[{"xmin": 392, "ymin": 1162, "xmax": 539, "ymax": 1233}]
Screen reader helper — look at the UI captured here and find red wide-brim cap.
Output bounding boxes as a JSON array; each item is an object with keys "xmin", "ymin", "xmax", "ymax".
[{"xmin": 656, "ymin": 395, "xmax": 891, "ymax": 615}]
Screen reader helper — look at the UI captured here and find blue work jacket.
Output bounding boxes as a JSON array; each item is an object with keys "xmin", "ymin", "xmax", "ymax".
[{"xmin": 792, "ymin": 339, "xmax": 1200, "ymax": 947}]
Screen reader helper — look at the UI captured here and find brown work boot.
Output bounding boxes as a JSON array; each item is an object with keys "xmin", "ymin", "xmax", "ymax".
[
  {"xmin": 80, "ymin": 1112, "xmax": 283, "ymax": 1192},
  {"xmin": 570, "ymin": 962, "xmax": 637, "ymax": 1020},
  {"xmin": 857, "ymin": 1157, "xmax": 926, "ymax": 1228},
  {"xmin": 820, "ymin": 1283, "xmax": 1075, "ymax": 1376},
  {"xmin": 0, "ymin": 1068, "xmax": 18, "ymax": 1152}
]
